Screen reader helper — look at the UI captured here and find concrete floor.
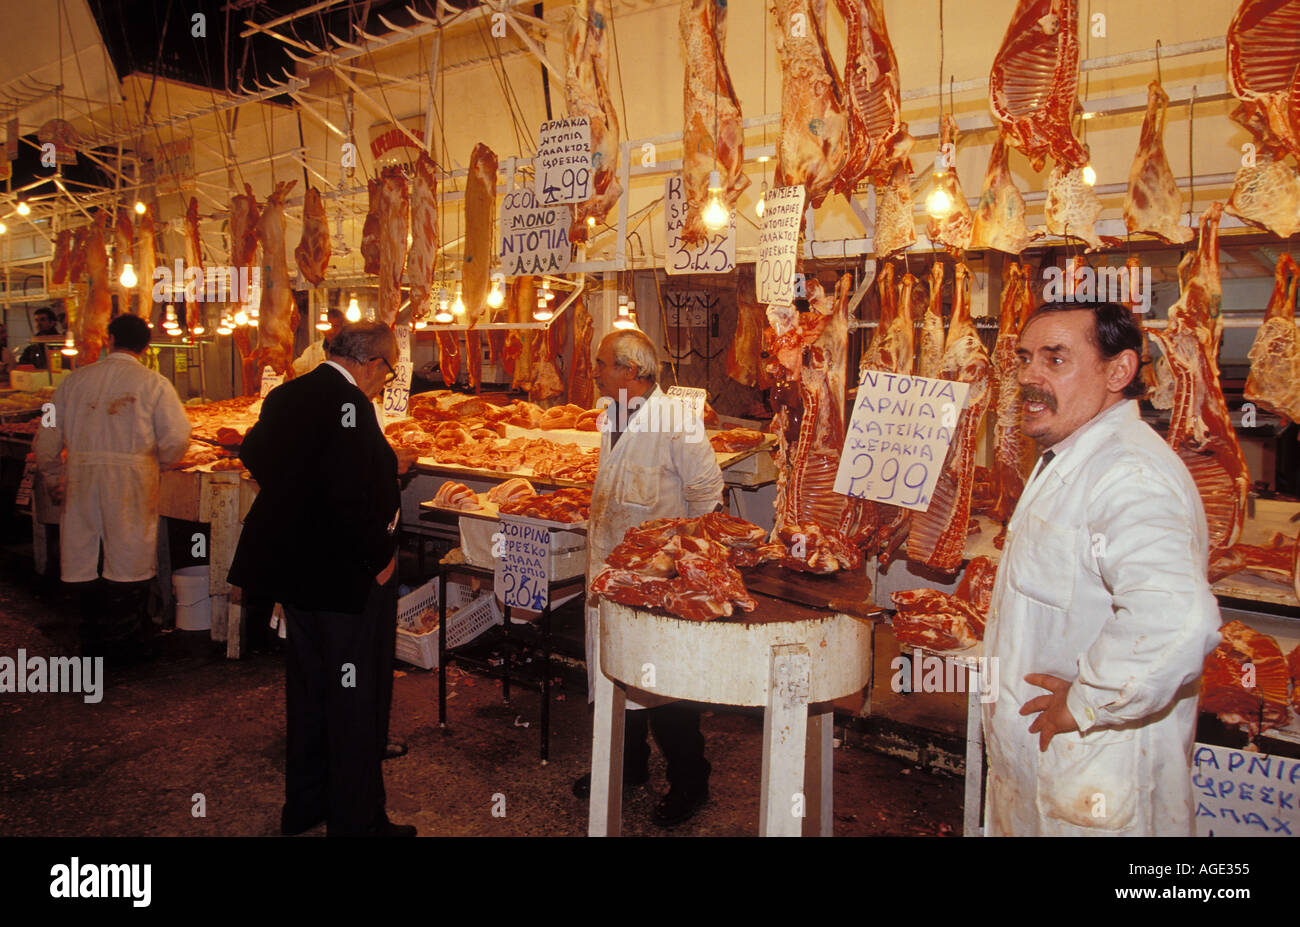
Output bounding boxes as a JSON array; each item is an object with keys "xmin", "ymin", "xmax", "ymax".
[{"xmin": 0, "ymin": 543, "xmax": 963, "ymax": 838}]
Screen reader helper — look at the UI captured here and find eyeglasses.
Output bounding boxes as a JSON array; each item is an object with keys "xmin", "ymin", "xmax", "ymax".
[{"xmin": 372, "ymin": 355, "xmax": 397, "ymax": 385}]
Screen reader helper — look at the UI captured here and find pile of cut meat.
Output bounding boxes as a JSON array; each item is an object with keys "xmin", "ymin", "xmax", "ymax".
[
  {"xmin": 184, "ymin": 396, "xmax": 262, "ymax": 447},
  {"xmin": 890, "ymin": 556, "xmax": 997, "ymax": 651},
  {"xmin": 497, "ymin": 487, "xmax": 591, "ymax": 523},
  {"xmin": 1199, "ymin": 620, "xmax": 1297, "ymax": 736},
  {"xmin": 590, "ymin": 514, "xmax": 785, "ymax": 621},
  {"xmin": 709, "ymin": 427, "xmax": 767, "ymax": 454}
]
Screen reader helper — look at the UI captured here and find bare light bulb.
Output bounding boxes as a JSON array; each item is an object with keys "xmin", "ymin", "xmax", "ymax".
[
  {"xmin": 234, "ymin": 309, "xmax": 249, "ymax": 327},
  {"xmin": 16, "ymin": 201, "xmax": 30, "ymax": 216},
  {"xmin": 345, "ymin": 296, "xmax": 361, "ymax": 322},
  {"xmin": 702, "ymin": 170, "xmax": 728, "ymax": 231},
  {"xmin": 487, "ymin": 276, "xmax": 505, "ymax": 308},
  {"xmin": 451, "ymin": 286, "xmax": 466, "ymax": 317},
  {"xmin": 755, "ymin": 181, "xmax": 767, "ymax": 219},
  {"xmin": 0, "ymin": 221, "xmax": 6, "ymax": 235},
  {"xmin": 1081, "ymin": 164, "xmax": 1097, "ymax": 187},
  {"xmin": 586, "ymin": 216, "xmax": 596, "ymax": 228},
  {"xmin": 925, "ymin": 187, "xmax": 954, "ymax": 219},
  {"xmin": 414, "ymin": 318, "xmax": 428, "ymax": 330},
  {"xmin": 193, "ymin": 323, "xmax": 206, "ymax": 335},
  {"xmin": 316, "ymin": 311, "xmax": 331, "ymax": 332},
  {"xmin": 134, "ymin": 201, "xmax": 146, "ymax": 215},
  {"xmin": 434, "ymin": 297, "xmax": 453, "ymax": 324},
  {"xmin": 533, "ymin": 294, "xmax": 553, "ymax": 322},
  {"xmin": 119, "ymin": 263, "xmax": 137, "ymax": 288},
  {"xmin": 61, "ymin": 332, "xmax": 78, "ymax": 356}
]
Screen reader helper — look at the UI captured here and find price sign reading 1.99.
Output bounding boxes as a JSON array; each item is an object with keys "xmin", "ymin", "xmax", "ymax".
[
  {"xmin": 833, "ymin": 371, "xmax": 971, "ymax": 512},
  {"xmin": 755, "ymin": 184, "xmax": 805, "ymax": 305}
]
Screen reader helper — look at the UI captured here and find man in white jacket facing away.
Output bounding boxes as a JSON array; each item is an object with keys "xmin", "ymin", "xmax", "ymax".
[
  {"xmin": 984, "ymin": 300, "xmax": 1221, "ymax": 836},
  {"xmin": 573, "ymin": 329, "xmax": 724, "ymax": 828},
  {"xmin": 34, "ymin": 314, "xmax": 191, "ymax": 661}
]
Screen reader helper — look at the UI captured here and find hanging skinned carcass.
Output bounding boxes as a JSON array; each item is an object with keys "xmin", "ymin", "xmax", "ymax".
[
  {"xmin": 134, "ymin": 205, "xmax": 156, "ymax": 322},
  {"xmin": 989, "ymin": 262, "xmax": 1037, "ymax": 529},
  {"xmin": 1244, "ymin": 253, "xmax": 1300, "ymax": 423},
  {"xmin": 907, "ymin": 262, "xmax": 993, "ymax": 572},
  {"xmin": 969, "ymin": 135, "xmax": 1041, "ymax": 254},
  {"xmin": 771, "ymin": 0, "xmax": 848, "ymax": 209},
  {"xmin": 835, "ymin": 0, "xmax": 911, "ymax": 196},
  {"xmin": 926, "ymin": 116, "xmax": 974, "ymax": 255},
  {"xmin": 1147, "ymin": 203, "xmax": 1251, "ymax": 559},
  {"xmin": 565, "ymin": 0, "xmax": 623, "ymax": 243},
  {"xmin": 464, "ymin": 143, "xmax": 497, "ymax": 327},
  {"xmin": 254, "ymin": 180, "xmax": 299, "ymax": 378},
  {"xmin": 113, "ymin": 208, "xmax": 133, "ymax": 312},
  {"xmin": 1124, "ymin": 81, "xmax": 1194, "ymax": 244},
  {"xmin": 680, "ymin": 0, "xmax": 748, "ymax": 245},
  {"xmin": 767, "ymin": 274, "xmax": 864, "ymax": 571},
  {"xmin": 406, "ymin": 152, "xmax": 439, "ymax": 324},
  {"xmin": 377, "ymin": 166, "xmax": 409, "ymax": 327},
  {"xmin": 183, "ymin": 197, "xmax": 204, "ymax": 333},
  {"xmin": 569, "ymin": 295, "xmax": 596, "ymax": 408},
  {"xmin": 78, "ymin": 211, "xmax": 112, "ymax": 362},
  {"xmin": 228, "ymin": 186, "xmax": 260, "ymax": 394},
  {"xmin": 294, "ymin": 185, "xmax": 332, "ymax": 287},
  {"xmin": 918, "ymin": 261, "xmax": 946, "ymax": 379}
]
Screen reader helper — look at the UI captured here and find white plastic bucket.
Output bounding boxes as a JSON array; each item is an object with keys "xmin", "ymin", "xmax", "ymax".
[{"xmin": 173, "ymin": 566, "xmax": 212, "ymax": 631}]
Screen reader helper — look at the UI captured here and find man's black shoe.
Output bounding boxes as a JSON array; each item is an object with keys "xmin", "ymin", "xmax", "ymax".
[
  {"xmin": 369, "ymin": 819, "xmax": 417, "ymax": 837},
  {"xmin": 572, "ymin": 767, "xmax": 650, "ymax": 799},
  {"xmin": 280, "ymin": 810, "xmax": 325, "ymax": 836},
  {"xmin": 651, "ymin": 785, "xmax": 709, "ymax": 828}
]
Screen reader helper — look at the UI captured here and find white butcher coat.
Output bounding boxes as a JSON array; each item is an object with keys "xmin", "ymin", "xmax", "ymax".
[
  {"xmin": 982, "ymin": 400, "xmax": 1222, "ymax": 836},
  {"xmin": 34, "ymin": 352, "xmax": 192, "ymax": 583},
  {"xmin": 585, "ymin": 386, "xmax": 724, "ymax": 703}
]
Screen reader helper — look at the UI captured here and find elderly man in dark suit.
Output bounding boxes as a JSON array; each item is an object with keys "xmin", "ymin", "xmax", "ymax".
[{"xmin": 229, "ymin": 321, "xmax": 413, "ymax": 837}]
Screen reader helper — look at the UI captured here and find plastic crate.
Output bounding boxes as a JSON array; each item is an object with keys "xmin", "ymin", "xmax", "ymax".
[
  {"xmin": 397, "ymin": 578, "xmax": 473, "ymax": 632},
  {"xmin": 394, "ymin": 591, "xmax": 504, "ymax": 669}
]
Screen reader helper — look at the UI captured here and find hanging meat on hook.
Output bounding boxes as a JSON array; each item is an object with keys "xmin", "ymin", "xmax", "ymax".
[
  {"xmin": 1226, "ymin": 0, "xmax": 1300, "ymax": 164},
  {"xmin": 1244, "ymin": 253, "xmax": 1300, "ymax": 424},
  {"xmin": 1118, "ymin": 253, "xmax": 1158, "ymax": 395},
  {"xmin": 50, "ymin": 229, "xmax": 72, "ymax": 286},
  {"xmin": 680, "ymin": 0, "xmax": 748, "ymax": 245},
  {"xmin": 377, "ymin": 166, "xmax": 408, "ymax": 327},
  {"xmin": 918, "ymin": 261, "xmax": 945, "ymax": 379},
  {"xmin": 771, "ymin": 0, "xmax": 849, "ymax": 209},
  {"xmin": 907, "ymin": 262, "xmax": 993, "ymax": 572},
  {"xmin": 1124, "ymin": 81, "xmax": 1194, "ymax": 244},
  {"xmin": 464, "ymin": 143, "xmax": 497, "ymax": 328},
  {"xmin": 184, "ymin": 197, "xmax": 204, "ymax": 333},
  {"xmin": 570, "ymin": 295, "xmax": 596, "ymax": 408},
  {"xmin": 873, "ymin": 158, "xmax": 917, "ymax": 259},
  {"xmin": 565, "ymin": 0, "xmax": 623, "ymax": 243},
  {"xmin": 361, "ymin": 176, "xmax": 381, "ymax": 276},
  {"xmin": 1147, "ymin": 203, "xmax": 1250, "ymax": 559},
  {"xmin": 294, "ymin": 185, "xmax": 332, "ymax": 287},
  {"xmin": 228, "ymin": 186, "xmax": 261, "ymax": 394},
  {"xmin": 990, "ymin": 262, "xmax": 1036, "ymax": 527},
  {"xmin": 436, "ymin": 332, "xmax": 462, "ymax": 388},
  {"xmin": 969, "ymin": 135, "xmax": 1041, "ymax": 255},
  {"xmin": 725, "ymin": 282, "xmax": 767, "ymax": 389},
  {"xmin": 1044, "ymin": 162, "xmax": 1118, "ymax": 252},
  {"xmin": 78, "ymin": 211, "xmax": 112, "ymax": 362},
  {"xmin": 834, "ymin": 0, "xmax": 910, "ymax": 195},
  {"xmin": 254, "ymin": 180, "xmax": 299, "ymax": 378},
  {"xmin": 406, "ymin": 152, "xmax": 439, "ymax": 323},
  {"xmin": 135, "ymin": 205, "xmax": 156, "ymax": 322},
  {"xmin": 988, "ymin": 0, "xmax": 1089, "ymax": 172},
  {"xmin": 113, "ymin": 208, "xmax": 134, "ymax": 312},
  {"xmin": 925, "ymin": 116, "xmax": 974, "ymax": 255},
  {"xmin": 768, "ymin": 274, "xmax": 863, "ymax": 569}
]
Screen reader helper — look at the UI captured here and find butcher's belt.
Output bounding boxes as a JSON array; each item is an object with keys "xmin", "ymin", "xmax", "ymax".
[{"xmin": 68, "ymin": 451, "xmax": 155, "ymax": 465}]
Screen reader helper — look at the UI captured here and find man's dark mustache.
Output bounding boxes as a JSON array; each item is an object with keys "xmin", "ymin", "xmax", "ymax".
[{"xmin": 1020, "ymin": 387, "xmax": 1058, "ymax": 412}]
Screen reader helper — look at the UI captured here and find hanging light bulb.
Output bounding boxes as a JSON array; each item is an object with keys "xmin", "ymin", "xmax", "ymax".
[
  {"xmin": 345, "ymin": 295, "xmax": 361, "ymax": 322},
  {"xmin": 0, "ymin": 221, "xmax": 7, "ymax": 235},
  {"xmin": 434, "ymin": 294, "xmax": 453, "ymax": 324},
  {"xmin": 414, "ymin": 318, "xmax": 428, "ymax": 330},
  {"xmin": 61, "ymin": 332, "xmax": 78, "ymax": 356},
  {"xmin": 233, "ymin": 308, "xmax": 249, "ymax": 327},
  {"xmin": 487, "ymin": 275, "xmax": 505, "ymax": 309},
  {"xmin": 541, "ymin": 279, "xmax": 555, "ymax": 301},
  {"xmin": 316, "ymin": 310, "xmax": 331, "ymax": 332},
  {"xmin": 702, "ymin": 170, "xmax": 729, "ymax": 231},
  {"xmin": 613, "ymin": 298, "xmax": 636, "ymax": 330},
  {"xmin": 755, "ymin": 181, "xmax": 768, "ymax": 219},
  {"xmin": 586, "ymin": 216, "xmax": 596, "ymax": 229},
  {"xmin": 163, "ymin": 304, "xmax": 178, "ymax": 327},
  {"xmin": 1081, "ymin": 163, "xmax": 1097, "ymax": 187},
  {"xmin": 452, "ymin": 284, "xmax": 466, "ymax": 317},
  {"xmin": 119, "ymin": 262, "xmax": 137, "ymax": 288},
  {"xmin": 16, "ymin": 201, "xmax": 30, "ymax": 216},
  {"xmin": 193, "ymin": 322, "xmax": 206, "ymax": 336},
  {"xmin": 925, "ymin": 186, "xmax": 955, "ymax": 219},
  {"xmin": 134, "ymin": 201, "xmax": 146, "ymax": 215}
]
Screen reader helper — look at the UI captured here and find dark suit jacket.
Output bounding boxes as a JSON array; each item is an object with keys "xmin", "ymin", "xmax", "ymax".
[{"xmin": 229, "ymin": 363, "xmax": 400, "ymax": 614}]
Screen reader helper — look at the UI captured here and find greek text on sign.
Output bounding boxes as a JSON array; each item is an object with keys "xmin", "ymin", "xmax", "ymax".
[
  {"xmin": 833, "ymin": 371, "xmax": 970, "ymax": 511},
  {"xmin": 756, "ymin": 185, "xmax": 805, "ymax": 305},
  {"xmin": 499, "ymin": 186, "xmax": 572, "ymax": 278},
  {"xmin": 664, "ymin": 176, "xmax": 736, "ymax": 276},
  {"xmin": 1191, "ymin": 742, "xmax": 1299, "ymax": 836},
  {"xmin": 259, "ymin": 366, "xmax": 284, "ymax": 398},
  {"xmin": 382, "ymin": 324, "xmax": 413, "ymax": 420},
  {"xmin": 536, "ymin": 118, "xmax": 592, "ymax": 205},
  {"xmin": 494, "ymin": 517, "xmax": 551, "ymax": 611},
  {"xmin": 666, "ymin": 386, "xmax": 707, "ymax": 418}
]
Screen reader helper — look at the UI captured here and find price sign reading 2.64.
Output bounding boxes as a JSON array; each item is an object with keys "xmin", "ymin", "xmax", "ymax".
[{"xmin": 493, "ymin": 517, "xmax": 552, "ymax": 611}]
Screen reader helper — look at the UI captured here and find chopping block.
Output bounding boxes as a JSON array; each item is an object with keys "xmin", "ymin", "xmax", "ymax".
[{"xmin": 588, "ymin": 600, "xmax": 873, "ymax": 836}]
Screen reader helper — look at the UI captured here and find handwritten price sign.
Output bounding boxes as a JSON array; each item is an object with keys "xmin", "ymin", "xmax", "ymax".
[
  {"xmin": 756, "ymin": 184, "xmax": 805, "ymax": 305},
  {"xmin": 833, "ymin": 371, "xmax": 970, "ymax": 512},
  {"xmin": 493, "ymin": 517, "xmax": 551, "ymax": 611},
  {"xmin": 382, "ymin": 324, "xmax": 413, "ymax": 420},
  {"xmin": 536, "ymin": 117, "xmax": 592, "ymax": 205},
  {"xmin": 664, "ymin": 176, "xmax": 735, "ymax": 276}
]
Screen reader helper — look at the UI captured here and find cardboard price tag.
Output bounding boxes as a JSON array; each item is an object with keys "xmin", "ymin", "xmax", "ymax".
[
  {"xmin": 756, "ymin": 185, "xmax": 805, "ymax": 305},
  {"xmin": 499, "ymin": 186, "xmax": 572, "ymax": 278},
  {"xmin": 14, "ymin": 457, "xmax": 36, "ymax": 509},
  {"xmin": 666, "ymin": 385, "xmax": 707, "ymax": 419},
  {"xmin": 493, "ymin": 518, "xmax": 551, "ymax": 611},
  {"xmin": 536, "ymin": 117, "xmax": 592, "ymax": 205},
  {"xmin": 664, "ymin": 176, "xmax": 736, "ymax": 276},
  {"xmin": 259, "ymin": 366, "xmax": 284, "ymax": 397},
  {"xmin": 833, "ymin": 371, "xmax": 970, "ymax": 512}
]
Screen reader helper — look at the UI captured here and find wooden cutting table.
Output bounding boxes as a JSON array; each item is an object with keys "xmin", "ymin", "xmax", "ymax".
[{"xmin": 588, "ymin": 569, "xmax": 879, "ymax": 837}]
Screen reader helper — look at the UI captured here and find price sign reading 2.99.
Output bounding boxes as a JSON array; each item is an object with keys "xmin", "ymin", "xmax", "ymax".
[
  {"xmin": 755, "ymin": 184, "xmax": 805, "ymax": 305},
  {"xmin": 832, "ymin": 371, "xmax": 971, "ymax": 513},
  {"xmin": 664, "ymin": 176, "xmax": 735, "ymax": 276},
  {"xmin": 493, "ymin": 517, "xmax": 551, "ymax": 612}
]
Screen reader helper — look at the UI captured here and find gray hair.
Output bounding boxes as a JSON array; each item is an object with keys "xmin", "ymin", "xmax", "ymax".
[
  {"xmin": 607, "ymin": 329, "xmax": 661, "ymax": 382},
  {"xmin": 328, "ymin": 321, "xmax": 397, "ymax": 365}
]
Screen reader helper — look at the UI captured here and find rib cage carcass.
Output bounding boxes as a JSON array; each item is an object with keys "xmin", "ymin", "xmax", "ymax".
[{"xmin": 834, "ymin": 0, "xmax": 912, "ymax": 195}]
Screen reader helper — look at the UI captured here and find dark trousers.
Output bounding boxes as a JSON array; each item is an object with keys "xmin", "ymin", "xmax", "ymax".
[
  {"xmin": 283, "ymin": 579, "xmax": 397, "ymax": 837},
  {"xmin": 624, "ymin": 703, "xmax": 709, "ymax": 794},
  {"xmin": 72, "ymin": 578, "xmax": 150, "ymax": 658}
]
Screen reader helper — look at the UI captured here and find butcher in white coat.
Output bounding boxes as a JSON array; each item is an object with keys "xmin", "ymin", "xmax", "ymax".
[
  {"xmin": 983, "ymin": 300, "xmax": 1221, "ymax": 836},
  {"xmin": 34, "ymin": 314, "xmax": 191, "ymax": 659},
  {"xmin": 573, "ymin": 329, "xmax": 724, "ymax": 828}
]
